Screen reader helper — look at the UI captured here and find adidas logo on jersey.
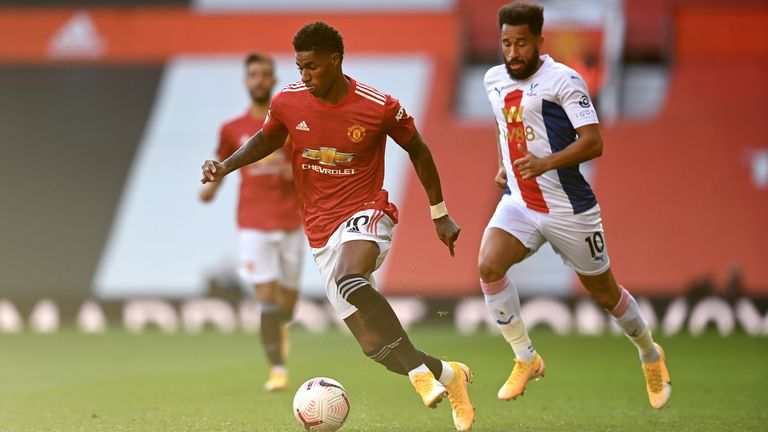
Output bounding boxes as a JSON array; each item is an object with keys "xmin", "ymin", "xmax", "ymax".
[
  {"xmin": 346, "ymin": 226, "xmax": 361, "ymax": 234},
  {"xmin": 295, "ymin": 121, "xmax": 310, "ymax": 131}
]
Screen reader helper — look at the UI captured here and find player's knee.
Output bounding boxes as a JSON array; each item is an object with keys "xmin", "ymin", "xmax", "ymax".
[
  {"xmin": 332, "ymin": 257, "xmax": 368, "ymax": 282},
  {"xmin": 478, "ymin": 255, "xmax": 507, "ymax": 283},
  {"xmin": 277, "ymin": 288, "xmax": 299, "ymax": 313},
  {"xmin": 335, "ymin": 273, "xmax": 372, "ymax": 302},
  {"xmin": 332, "ymin": 266, "xmax": 349, "ymax": 283},
  {"xmin": 333, "ymin": 263, "xmax": 372, "ymax": 284},
  {"xmin": 255, "ymin": 283, "xmax": 278, "ymax": 303}
]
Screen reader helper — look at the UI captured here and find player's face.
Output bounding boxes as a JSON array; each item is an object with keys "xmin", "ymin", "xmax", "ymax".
[
  {"xmin": 501, "ymin": 23, "xmax": 543, "ymax": 80},
  {"xmin": 245, "ymin": 61, "xmax": 276, "ymax": 104},
  {"xmin": 295, "ymin": 51, "xmax": 341, "ymax": 98}
]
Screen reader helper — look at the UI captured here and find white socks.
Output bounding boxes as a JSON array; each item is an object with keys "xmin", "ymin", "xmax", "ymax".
[
  {"xmin": 499, "ymin": 320, "xmax": 535, "ymax": 362},
  {"xmin": 480, "ymin": 277, "xmax": 658, "ymax": 365},
  {"xmin": 610, "ymin": 287, "xmax": 660, "ymax": 364},
  {"xmin": 407, "ymin": 364, "xmax": 431, "ymax": 381},
  {"xmin": 407, "ymin": 363, "xmax": 454, "ymax": 385},
  {"xmin": 437, "ymin": 360, "xmax": 454, "ymax": 385},
  {"xmin": 481, "ymin": 276, "xmax": 536, "ymax": 362}
]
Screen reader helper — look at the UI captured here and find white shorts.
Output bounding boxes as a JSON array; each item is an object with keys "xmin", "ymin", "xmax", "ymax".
[
  {"xmin": 311, "ymin": 209, "xmax": 395, "ymax": 319},
  {"xmin": 238, "ymin": 228, "xmax": 304, "ymax": 289},
  {"xmin": 487, "ymin": 194, "xmax": 611, "ymax": 276}
]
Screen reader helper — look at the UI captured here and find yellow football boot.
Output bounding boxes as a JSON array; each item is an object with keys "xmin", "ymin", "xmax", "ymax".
[
  {"xmin": 410, "ymin": 371, "xmax": 447, "ymax": 408},
  {"xmin": 498, "ymin": 353, "xmax": 545, "ymax": 400},
  {"xmin": 444, "ymin": 362, "xmax": 475, "ymax": 431},
  {"xmin": 642, "ymin": 343, "xmax": 671, "ymax": 409},
  {"xmin": 264, "ymin": 369, "xmax": 289, "ymax": 392}
]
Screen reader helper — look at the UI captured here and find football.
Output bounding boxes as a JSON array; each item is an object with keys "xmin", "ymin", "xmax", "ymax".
[{"xmin": 292, "ymin": 377, "xmax": 350, "ymax": 431}]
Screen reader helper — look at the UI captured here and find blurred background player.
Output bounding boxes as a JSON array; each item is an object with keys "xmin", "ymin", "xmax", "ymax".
[
  {"xmin": 201, "ymin": 22, "xmax": 474, "ymax": 431},
  {"xmin": 199, "ymin": 52, "xmax": 304, "ymax": 392},
  {"xmin": 478, "ymin": 2, "xmax": 671, "ymax": 409}
]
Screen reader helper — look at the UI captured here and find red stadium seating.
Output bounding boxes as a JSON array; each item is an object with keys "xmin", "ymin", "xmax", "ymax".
[{"xmin": 596, "ymin": 6, "xmax": 768, "ymax": 295}]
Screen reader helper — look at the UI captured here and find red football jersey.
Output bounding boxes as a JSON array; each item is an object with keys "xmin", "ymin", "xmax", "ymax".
[
  {"xmin": 262, "ymin": 77, "xmax": 416, "ymax": 248},
  {"xmin": 218, "ymin": 111, "xmax": 302, "ymax": 231}
]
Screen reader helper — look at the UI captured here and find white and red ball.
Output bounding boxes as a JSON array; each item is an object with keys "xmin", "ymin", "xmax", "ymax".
[{"xmin": 293, "ymin": 377, "xmax": 350, "ymax": 432}]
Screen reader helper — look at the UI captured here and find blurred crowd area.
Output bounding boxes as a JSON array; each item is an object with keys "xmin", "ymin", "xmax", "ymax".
[{"xmin": 0, "ymin": 0, "xmax": 766, "ymax": 307}]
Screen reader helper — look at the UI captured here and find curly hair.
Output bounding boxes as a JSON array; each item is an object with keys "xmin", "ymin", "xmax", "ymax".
[
  {"xmin": 292, "ymin": 21, "xmax": 345, "ymax": 60},
  {"xmin": 498, "ymin": 1, "xmax": 544, "ymax": 35}
]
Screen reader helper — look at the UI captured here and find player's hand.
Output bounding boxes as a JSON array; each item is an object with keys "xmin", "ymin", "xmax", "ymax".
[
  {"xmin": 495, "ymin": 167, "xmax": 508, "ymax": 189},
  {"xmin": 434, "ymin": 215, "xmax": 460, "ymax": 257},
  {"xmin": 513, "ymin": 144, "xmax": 549, "ymax": 180},
  {"xmin": 199, "ymin": 185, "xmax": 216, "ymax": 203},
  {"xmin": 201, "ymin": 160, "xmax": 225, "ymax": 184}
]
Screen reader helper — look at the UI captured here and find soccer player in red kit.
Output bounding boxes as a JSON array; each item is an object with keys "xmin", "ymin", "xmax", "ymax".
[
  {"xmin": 199, "ymin": 53, "xmax": 303, "ymax": 392},
  {"xmin": 201, "ymin": 23, "xmax": 474, "ymax": 430}
]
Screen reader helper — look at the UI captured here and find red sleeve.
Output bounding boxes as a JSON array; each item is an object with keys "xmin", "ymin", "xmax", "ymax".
[
  {"xmin": 283, "ymin": 137, "xmax": 293, "ymax": 160},
  {"xmin": 262, "ymin": 92, "xmax": 288, "ymax": 138},
  {"xmin": 217, "ymin": 125, "xmax": 235, "ymax": 161},
  {"xmin": 382, "ymin": 96, "xmax": 416, "ymax": 145}
]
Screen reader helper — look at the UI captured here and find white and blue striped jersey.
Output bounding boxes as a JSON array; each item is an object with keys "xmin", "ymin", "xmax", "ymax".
[{"xmin": 485, "ymin": 55, "xmax": 600, "ymax": 215}]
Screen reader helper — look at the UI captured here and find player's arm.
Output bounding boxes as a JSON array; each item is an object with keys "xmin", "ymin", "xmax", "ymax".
[
  {"xmin": 512, "ymin": 124, "xmax": 602, "ymax": 180},
  {"xmin": 200, "ymin": 129, "xmax": 288, "ymax": 183},
  {"xmin": 494, "ymin": 132, "xmax": 508, "ymax": 189},
  {"xmin": 397, "ymin": 130, "xmax": 461, "ymax": 256},
  {"xmin": 200, "ymin": 130, "xmax": 231, "ymax": 200}
]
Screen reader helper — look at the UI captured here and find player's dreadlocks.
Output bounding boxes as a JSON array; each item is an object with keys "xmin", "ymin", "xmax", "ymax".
[
  {"xmin": 292, "ymin": 21, "xmax": 345, "ymax": 61},
  {"xmin": 498, "ymin": 1, "xmax": 544, "ymax": 35}
]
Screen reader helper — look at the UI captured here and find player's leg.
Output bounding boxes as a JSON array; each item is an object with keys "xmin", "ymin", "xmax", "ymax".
[
  {"xmin": 275, "ymin": 228, "xmax": 305, "ymax": 358},
  {"xmin": 337, "ymin": 240, "xmax": 474, "ymax": 429},
  {"xmin": 478, "ymin": 227, "xmax": 533, "ymax": 360},
  {"xmin": 576, "ymin": 269, "xmax": 657, "ymax": 357},
  {"xmin": 276, "ymin": 228, "xmax": 304, "ymax": 319},
  {"xmin": 577, "ymin": 269, "xmax": 671, "ymax": 408},
  {"xmin": 274, "ymin": 285, "xmax": 297, "ymax": 359},
  {"xmin": 238, "ymin": 229, "xmax": 287, "ymax": 391},
  {"xmin": 314, "ymin": 210, "xmax": 473, "ymax": 428},
  {"xmin": 255, "ymin": 281, "xmax": 290, "ymax": 391},
  {"xmin": 543, "ymin": 208, "xmax": 670, "ymax": 408},
  {"xmin": 276, "ymin": 286, "xmax": 298, "ymax": 322},
  {"xmin": 334, "ymin": 240, "xmax": 449, "ymax": 408},
  {"xmin": 479, "ymin": 197, "xmax": 546, "ymax": 400}
]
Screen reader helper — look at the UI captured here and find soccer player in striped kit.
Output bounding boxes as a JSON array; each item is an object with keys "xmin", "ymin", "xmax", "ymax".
[{"xmin": 478, "ymin": 2, "xmax": 671, "ymax": 409}]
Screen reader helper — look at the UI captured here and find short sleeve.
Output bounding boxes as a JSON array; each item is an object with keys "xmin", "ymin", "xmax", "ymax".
[
  {"xmin": 382, "ymin": 96, "xmax": 416, "ymax": 145},
  {"xmin": 483, "ymin": 65, "xmax": 501, "ymax": 104},
  {"xmin": 217, "ymin": 126, "xmax": 235, "ymax": 161},
  {"xmin": 557, "ymin": 71, "xmax": 599, "ymax": 129},
  {"xmin": 262, "ymin": 93, "xmax": 288, "ymax": 137}
]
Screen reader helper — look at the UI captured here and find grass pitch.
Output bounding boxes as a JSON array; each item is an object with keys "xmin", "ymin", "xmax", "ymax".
[{"xmin": 1, "ymin": 326, "xmax": 766, "ymax": 431}]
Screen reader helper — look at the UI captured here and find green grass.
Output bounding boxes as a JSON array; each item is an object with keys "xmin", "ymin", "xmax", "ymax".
[{"xmin": 1, "ymin": 327, "xmax": 766, "ymax": 431}]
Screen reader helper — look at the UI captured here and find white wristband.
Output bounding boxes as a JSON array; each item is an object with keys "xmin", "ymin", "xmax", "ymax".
[{"xmin": 430, "ymin": 201, "xmax": 448, "ymax": 220}]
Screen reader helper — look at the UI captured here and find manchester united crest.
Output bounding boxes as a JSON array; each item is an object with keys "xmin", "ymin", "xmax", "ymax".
[{"xmin": 347, "ymin": 124, "xmax": 366, "ymax": 143}]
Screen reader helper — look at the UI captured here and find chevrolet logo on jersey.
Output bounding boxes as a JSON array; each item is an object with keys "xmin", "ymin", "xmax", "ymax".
[{"xmin": 302, "ymin": 147, "xmax": 356, "ymax": 166}]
